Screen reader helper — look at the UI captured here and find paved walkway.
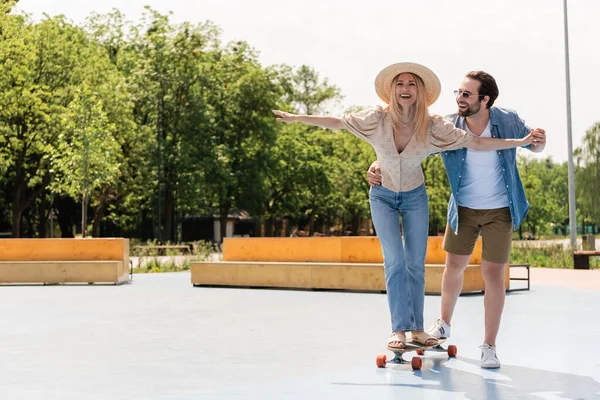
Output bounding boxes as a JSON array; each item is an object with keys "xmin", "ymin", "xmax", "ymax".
[
  {"xmin": 528, "ymin": 267, "xmax": 600, "ymax": 290},
  {"xmin": 0, "ymin": 270, "xmax": 599, "ymax": 399}
]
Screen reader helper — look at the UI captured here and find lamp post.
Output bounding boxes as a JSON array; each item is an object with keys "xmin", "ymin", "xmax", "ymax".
[{"xmin": 563, "ymin": 0, "xmax": 578, "ymax": 248}]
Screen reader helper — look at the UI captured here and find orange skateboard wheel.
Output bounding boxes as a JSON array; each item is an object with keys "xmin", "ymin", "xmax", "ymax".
[
  {"xmin": 376, "ymin": 354, "xmax": 387, "ymax": 368},
  {"xmin": 411, "ymin": 356, "xmax": 422, "ymax": 370},
  {"xmin": 447, "ymin": 345, "xmax": 458, "ymax": 357},
  {"xmin": 416, "ymin": 349, "xmax": 425, "ymax": 355}
]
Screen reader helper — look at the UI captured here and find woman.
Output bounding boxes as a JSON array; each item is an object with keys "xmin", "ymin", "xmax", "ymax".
[{"xmin": 272, "ymin": 62, "xmax": 534, "ymax": 351}]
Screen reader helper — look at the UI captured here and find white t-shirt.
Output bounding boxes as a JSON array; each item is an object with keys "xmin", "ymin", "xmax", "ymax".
[{"xmin": 457, "ymin": 121, "xmax": 509, "ymax": 210}]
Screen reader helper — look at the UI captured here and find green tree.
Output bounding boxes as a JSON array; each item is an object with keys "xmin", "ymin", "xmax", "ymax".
[
  {"xmin": 0, "ymin": 14, "xmax": 106, "ymax": 237},
  {"xmin": 280, "ymin": 65, "xmax": 342, "ymax": 115},
  {"xmin": 575, "ymin": 122, "xmax": 600, "ymax": 231},
  {"xmin": 0, "ymin": 0, "xmax": 17, "ymax": 14},
  {"xmin": 50, "ymin": 89, "xmax": 121, "ymax": 237},
  {"xmin": 323, "ymin": 131, "xmax": 374, "ymax": 235},
  {"xmin": 84, "ymin": 9, "xmax": 157, "ymax": 238},
  {"xmin": 202, "ymin": 41, "xmax": 280, "ymax": 241},
  {"xmin": 115, "ymin": 8, "xmax": 220, "ymax": 241},
  {"xmin": 259, "ymin": 123, "xmax": 328, "ymax": 236},
  {"xmin": 517, "ymin": 156, "xmax": 569, "ymax": 238},
  {"xmin": 262, "ymin": 67, "xmax": 345, "ymax": 236}
]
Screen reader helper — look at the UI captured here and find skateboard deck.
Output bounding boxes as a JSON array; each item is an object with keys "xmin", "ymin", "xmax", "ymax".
[{"xmin": 376, "ymin": 338, "xmax": 457, "ymax": 370}]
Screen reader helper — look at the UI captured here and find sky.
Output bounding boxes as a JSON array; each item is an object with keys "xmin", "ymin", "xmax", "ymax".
[{"xmin": 15, "ymin": 0, "xmax": 600, "ymax": 163}]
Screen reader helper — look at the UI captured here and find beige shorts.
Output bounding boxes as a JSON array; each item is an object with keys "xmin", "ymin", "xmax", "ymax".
[{"xmin": 443, "ymin": 206, "xmax": 513, "ymax": 264}]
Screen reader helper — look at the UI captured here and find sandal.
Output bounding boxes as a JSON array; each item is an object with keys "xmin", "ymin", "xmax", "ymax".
[
  {"xmin": 387, "ymin": 332, "xmax": 406, "ymax": 350},
  {"xmin": 411, "ymin": 331, "xmax": 438, "ymax": 346}
]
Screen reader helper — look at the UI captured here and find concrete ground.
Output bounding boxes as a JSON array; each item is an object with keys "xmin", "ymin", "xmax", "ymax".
[{"xmin": 1, "ymin": 270, "xmax": 599, "ymax": 400}]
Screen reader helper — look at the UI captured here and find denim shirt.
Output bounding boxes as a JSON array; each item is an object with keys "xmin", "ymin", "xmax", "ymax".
[{"xmin": 441, "ymin": 107, "xmax": 531, "ymax": 233}]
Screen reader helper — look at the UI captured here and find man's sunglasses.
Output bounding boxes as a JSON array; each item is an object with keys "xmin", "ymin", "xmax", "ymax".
[{"xmin": 454, "ymin": 90, "xmax": 486, "ymax": 99}]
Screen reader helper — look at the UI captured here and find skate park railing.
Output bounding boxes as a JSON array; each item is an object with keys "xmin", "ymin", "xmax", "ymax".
[
  {"xmin": 0, "ymin": 238, "xmax": 131, "ymax": 285},
  {"xmin": 191, "ymin": 237, "xmax": 529, "ymax": 294}
]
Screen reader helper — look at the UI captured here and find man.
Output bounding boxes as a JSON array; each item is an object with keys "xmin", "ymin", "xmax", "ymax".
[{"xmin": 368, "ymin": 71, "xmax": 546, "ymax": 368}]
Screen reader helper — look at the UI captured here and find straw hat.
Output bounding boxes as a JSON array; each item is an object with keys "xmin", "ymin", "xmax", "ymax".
[{"xmin": 374, "ymin": 62, "xmax": 441, "ymax": 106}]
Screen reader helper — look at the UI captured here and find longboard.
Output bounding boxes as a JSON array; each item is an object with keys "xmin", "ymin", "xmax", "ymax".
[{"xmin": 376, "ymin": 338, "xmax": 457, "ymax": 370}]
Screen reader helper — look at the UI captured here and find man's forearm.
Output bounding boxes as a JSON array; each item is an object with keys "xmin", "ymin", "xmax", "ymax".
[{"xmin": 469, "ymin": 137, "xmax": 526, "ymax": 151}]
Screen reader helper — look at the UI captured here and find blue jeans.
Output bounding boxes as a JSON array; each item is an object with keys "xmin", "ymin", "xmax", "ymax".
[{"xmin": 369, "ymin": 184, "xmax": 429, "ymax": 333}]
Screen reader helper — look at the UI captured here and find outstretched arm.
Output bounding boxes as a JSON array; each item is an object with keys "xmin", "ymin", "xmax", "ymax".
[
  {"xmin": 272, "ymin": 110, "xmax": 343, "ymax": 130},
  {"xmin": 466, "ymin": 129, "xmax": 537, "ymax": 151}
]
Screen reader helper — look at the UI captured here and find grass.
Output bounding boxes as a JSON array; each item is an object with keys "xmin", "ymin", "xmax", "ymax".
[
  {"xmin": 510, "ymin": 243, "xmax": 599, "ymax": 269},
  {"xmin": 130, "ymin": 240, "xmax": 218, "ymax": 274},
  {"xmin": 133, "ymin": 257, "xmax": 192, "ymax": 273}
]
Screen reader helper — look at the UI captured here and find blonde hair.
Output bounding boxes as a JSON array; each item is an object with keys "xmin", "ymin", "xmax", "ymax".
[{"xmin": 387, "ymin": 73, "xmax": 430, "ymax": 142}]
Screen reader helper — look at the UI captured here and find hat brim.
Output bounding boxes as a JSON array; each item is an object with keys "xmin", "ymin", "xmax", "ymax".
[{"xmin": 374, "ymin": 62, "xmax": 441, "ymax": 106}]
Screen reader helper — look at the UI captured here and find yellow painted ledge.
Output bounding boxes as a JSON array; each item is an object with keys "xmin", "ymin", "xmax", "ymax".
[
  {"xmin": 222, "ymin": 236, "xmax": 482, "ymax": 265},
  {"xmin": 0, "ymin": 261, "xmax": 128, "ymax": 284},
  {"xmin": 0, "ymin": 238, "xmax": 129, "ymax": 262},
  {"xmin": 191, "ymin": 261, "xmax": 509, "ymax": 294}
]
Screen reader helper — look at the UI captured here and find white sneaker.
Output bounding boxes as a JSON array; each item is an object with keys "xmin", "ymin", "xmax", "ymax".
[
  {"xmin": 480, "ymin": 344, "xmax": 501, "ymax": 369},
  {"xmin": 427, "ymin": 318, "xmax": 451, "ymax": 339}
]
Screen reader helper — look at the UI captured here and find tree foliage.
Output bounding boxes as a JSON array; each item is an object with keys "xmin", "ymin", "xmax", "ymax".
[{"xmin": 0, "ymin": 6, "xmax": 597, "ymax": 241}]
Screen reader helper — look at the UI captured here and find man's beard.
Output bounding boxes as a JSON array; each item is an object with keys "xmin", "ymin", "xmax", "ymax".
[{"xmin": 458, "ymin": 102, "xmax": 481, "ymax": 117}]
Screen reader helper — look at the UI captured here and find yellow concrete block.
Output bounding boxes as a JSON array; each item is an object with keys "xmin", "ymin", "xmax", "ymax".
[
  {"xmin": 311, "ymin": 263, "xmax": 386, "ymax": 291},
  {"xmin": 191, "ymin": 261, "xmax": 312, "ymax": 288},
  {"xmin": 193, "ymin": 261, "xmax": 383, "ymax": 291},
  {"xmin": 222, "ymin": 236, "xmax": 484, "ymax": 265},
  {"xmin": 0, "ymin": 238, "xmax": 129, "ymax": 263},
  {"xmin": 0, "ymin": 238, "xmax": 130, "ymax": 284},
  {"xmin": 340, "ymin": 237, "xmax": 382, "ymax": 263},
  {"xmin": 191, "ymin": 261, "xmax": 509, "ymax": 294},
  {"xmin": 222, "ymin": 237, "xmax": 343, "ymax": 262},
  {"xmin": 0, "ymin": 261, "xmax": 127, "ymax": 284}
]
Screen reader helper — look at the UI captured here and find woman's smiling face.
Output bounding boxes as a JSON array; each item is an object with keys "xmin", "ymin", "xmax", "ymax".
[{"xmin": 394, "ymin": 73, "xmax": 418, "ymax": 106}]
